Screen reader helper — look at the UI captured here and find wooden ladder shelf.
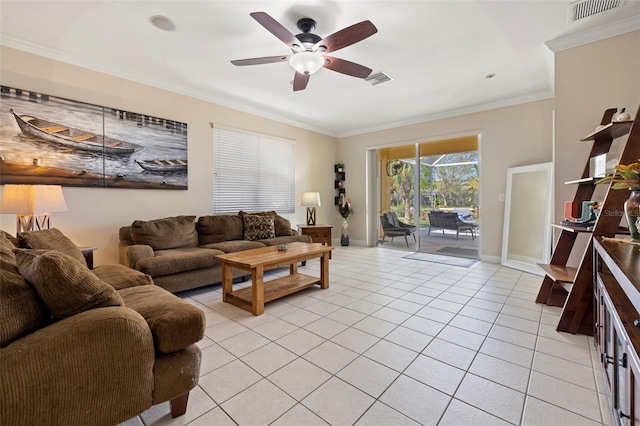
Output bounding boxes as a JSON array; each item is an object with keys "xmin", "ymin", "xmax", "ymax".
[{"xmin": 535, "ymin": 106, "xmax": 639, "ymax": 335}]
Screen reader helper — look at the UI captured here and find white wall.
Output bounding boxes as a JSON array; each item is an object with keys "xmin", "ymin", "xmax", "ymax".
[
  {"xmin": 339, "ymin": 99, "xmax": 555, "ymax": 261},
  {"xmin": 0, "ymin": 47, "xmax": 339, "ymax": 265}
]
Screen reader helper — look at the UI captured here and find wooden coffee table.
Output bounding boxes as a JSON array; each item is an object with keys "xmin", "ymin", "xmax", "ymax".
[{"xmin": 217, "ymin": 242, "xmax": 334, "ymax": 315}]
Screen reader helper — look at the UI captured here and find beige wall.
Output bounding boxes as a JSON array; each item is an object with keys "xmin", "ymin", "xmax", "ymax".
[
  {"xmin": 339, "ymin": 99, "xmax": 555, "ymax": 261},
  {"xmin": 0, "ymin": 47, "xmax": 339, "ymax": 265},
  {"xmin": 554, "ymin": 30, "xmax": 640, "ymax": 266},
  {"xmin": 2, "ymin": 29, "xmax": 637, "ymax": 266}
]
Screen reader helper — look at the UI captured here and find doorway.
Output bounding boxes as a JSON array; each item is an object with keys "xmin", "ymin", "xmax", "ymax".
[{"xmin": 376, "ymin": 135, "xmax": 480, "ymax": 259}]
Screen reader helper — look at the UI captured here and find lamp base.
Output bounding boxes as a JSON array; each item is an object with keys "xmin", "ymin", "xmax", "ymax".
[
  {"xmin": 306, "ymin": 207, "xmax": 317, "ymax": 226},
  {"xmin": 16, "ymin": 213, "xmax": 51, "ymax": 233}
]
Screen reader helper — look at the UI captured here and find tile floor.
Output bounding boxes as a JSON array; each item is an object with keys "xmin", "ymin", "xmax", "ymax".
[{"xmin": 121, "ymin": 245, "xmax": 612, "ymax": 426}]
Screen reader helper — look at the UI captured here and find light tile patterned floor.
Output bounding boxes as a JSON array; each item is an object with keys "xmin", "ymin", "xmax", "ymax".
[{"xmin": 121, "ymin": 245, "xmax": 611, "ymax": 426}]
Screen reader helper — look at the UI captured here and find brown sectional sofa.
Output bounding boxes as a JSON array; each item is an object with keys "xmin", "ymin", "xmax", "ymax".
[
  {"xmin": 0, "ymin": 228, "xmax": 205, "ymax": 425},
  {"xmin": 119, "ymin": 212, "xmax": 312, "ymax": 293}
]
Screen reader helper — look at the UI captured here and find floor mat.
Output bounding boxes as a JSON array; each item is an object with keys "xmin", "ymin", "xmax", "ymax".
[
  {"xmin": 402, "ymin": 252, "xmax": 478, "ymax": 267},
  {"xmin": 435, "ymin": 246, "xmax": 479, "ymax": 259}
]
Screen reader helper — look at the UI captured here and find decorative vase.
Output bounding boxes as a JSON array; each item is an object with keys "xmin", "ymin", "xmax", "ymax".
[
  {"xmin": 625, "ymin": 189, "xmax": 640, "ymax": 242},
  {"xmin": 340, "ymin": 218, "xmax": 350, "ymax": 246}
]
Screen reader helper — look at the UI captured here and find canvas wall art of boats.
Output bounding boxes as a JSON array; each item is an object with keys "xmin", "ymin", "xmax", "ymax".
[
  {"xmin": 135, "ymin": 159, "xmax": 187, "ymax": 173},
  {"xmin": 10, "ymin": 109, "xmax": 140, "ymax": 155}
]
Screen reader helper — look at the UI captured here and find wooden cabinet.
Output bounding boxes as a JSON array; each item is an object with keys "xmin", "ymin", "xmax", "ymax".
[
  {"xmin": 536, "ymin": 107, "xmax": 639, "ymax": 334},
  {"xmin": 594, "ymin": 237, "xmax": 640, "ymax": 424},
  {"xmin": 298, "ymin": 225, "xmax": 333, "ymax": 259}
]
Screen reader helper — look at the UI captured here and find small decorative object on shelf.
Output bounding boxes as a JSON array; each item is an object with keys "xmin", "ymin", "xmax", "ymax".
[
  {"xmin": 597, "ymin": 158, "xmax": 640, "ymax": 242},
  {"xmin": 613, "ymin": 107, "xmax": 632, "ymax": 122},
  {"xmin": 335, "ymin": 163, "xmax": 344, "ymax": 173}
]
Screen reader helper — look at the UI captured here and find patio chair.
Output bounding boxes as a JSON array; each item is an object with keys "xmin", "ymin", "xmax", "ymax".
[
  {"xmin": 380, "ymin": 214, "xmax": 412, "ymax": 247},
  {"xmin": 386, "ymin": 212, "xmax": 417, "ymax": 237},
  {"xmin": 427, "ymin": 211, "xmax": 477, "ymax": 240}
]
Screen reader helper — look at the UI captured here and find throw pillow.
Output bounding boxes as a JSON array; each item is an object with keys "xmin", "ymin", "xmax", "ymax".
[
  {"xmin": 0, "ymin": 229, "xmax": 18, "ymax": 246},
  {"xmin": 131, "ymin": 216, "xmax": 198, "ymax": 250},
  {"xmin": 238, "ymin": 210, "xmax": 293, "ymax": 236},
  {"xmin": 15, "ymin": 249, "xmax": 124, "ymax": 320},
  {"xmin": 242, "ymin": 215, "xmax": 276, "ymax": 241},
  {"xmin": 0, "ymin": 269, "xmax": 50, "ymax": 346},
  {"xmin": 17, "ymin": 228, "xmax": 87, "ymax": 267},
  {"xmin": 0, "ymin": 232, "xmax": 19, "ymax": 274}
]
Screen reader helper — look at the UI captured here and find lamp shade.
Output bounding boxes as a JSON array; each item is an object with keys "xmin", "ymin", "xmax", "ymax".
[
  {"xmin": 301, "ymin": 192, "xmax": 321, "ymax": 207},
  {"xmin": 289, "ymin": 52, "xmax": 325, "ymax": 75},
  {"xmin": 0, "ymin": 184, "xmax": 68, "ymax": 213}
]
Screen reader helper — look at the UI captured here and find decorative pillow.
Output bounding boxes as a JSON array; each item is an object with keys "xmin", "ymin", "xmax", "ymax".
[
  {"xmin": 15, "ymin": 249, "xmax": 124, "ymax": 320},
  {"xmin": 131, "ymin": 216, "xmax": 198, "ymax": 250},
  {"xmin": 0, "ymin": 230, "xmax": 18, "ymax": 247},
  {"xmin": 0, "ymin": 232, "xmax": 19, "ymax": 274},
  {"xmin": 238, "ymin": 211, "xmax": 293, "ymax": 237},
  {"xmin": 0, "ymin": 269, "xmax": 50, "ymax": 346},
  {"xmin": 242, "ymin": 215, "xmax": 276, "ymax": 241},
  {"xmin": 17, "ymin": 228, "xmax": 87, "ymax": 267}
]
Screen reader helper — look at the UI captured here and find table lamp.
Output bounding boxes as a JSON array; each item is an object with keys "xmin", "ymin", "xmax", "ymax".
[
  {"xmin": 0, "ymin": 184, "xmax": 68, "ymax": 233},
  {"xmin": 301, "ymin": 191, "xmax": 321, "ymax": 226}
]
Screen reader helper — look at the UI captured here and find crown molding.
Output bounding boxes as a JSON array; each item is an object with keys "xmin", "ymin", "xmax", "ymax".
[
  {"xmin": 545, "ymin": 14, "xmax": 640, "ymax": 52},
  {"xmin": 0, "ymin": 35, "xmax": 339, "ymax": 138},
  {"xmin": 337, "ymin": 91, "xmax": 555, "ymax": 138}
]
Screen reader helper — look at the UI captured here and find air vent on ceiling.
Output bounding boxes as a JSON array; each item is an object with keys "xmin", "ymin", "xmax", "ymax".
[
  {"xmin": 568, "ymin": 0, "xmax": 625, "ymax": 21},
  {"xmin": 365, "ymin": 71, "xmax": 393, "ymax": 86}
]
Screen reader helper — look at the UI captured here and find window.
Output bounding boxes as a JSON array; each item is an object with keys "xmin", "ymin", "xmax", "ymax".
[{"xmin": 213, "ymin": 126, "xmax": 295, "ymax": 214}]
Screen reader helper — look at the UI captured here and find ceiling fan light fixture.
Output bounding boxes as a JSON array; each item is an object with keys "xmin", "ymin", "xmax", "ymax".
[{"xmin": 289, "ymin": 51, "xmax": 325, "ymax": 75}]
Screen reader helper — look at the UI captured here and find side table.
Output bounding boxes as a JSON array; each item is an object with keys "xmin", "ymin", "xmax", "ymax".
[
  {"xmin": 80, "ymin": 246, "xmax": 97, "ymax": 269},
  {"xmin": 298, "ymin": 225, "xmax": 333, "ymax": 259}
]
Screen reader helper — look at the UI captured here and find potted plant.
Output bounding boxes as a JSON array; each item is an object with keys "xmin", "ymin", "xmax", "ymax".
[
  {"xmin": 597, "ymin": 159, "xmax": 640, "ymax": 242},
  {"xmin": 335, "ymin": 163, "xmax": 344, "ymax": 173}
]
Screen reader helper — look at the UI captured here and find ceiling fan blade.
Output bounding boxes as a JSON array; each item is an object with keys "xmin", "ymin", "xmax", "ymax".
[
  {"xmin": 323, "ymin": 56, "xmax": 372, "ymax": 79},
  {"xmin": 250, "ymin": 12, "xmax": 301, "ymax": 50},
  {"xmin": 231, "ymin": 55, "xmax": 290, "ymax": 66},
  {"xmin": 293, "ymin": 72, "xmax": 310, "ymax": 91},
  {"xmin": 313, "ymin": 20, "xmax": 377, "ymax": 53}
]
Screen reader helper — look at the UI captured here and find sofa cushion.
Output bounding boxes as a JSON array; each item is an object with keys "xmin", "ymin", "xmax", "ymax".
[
  {"xmin": 92, "ymin": 264, "xmax": 154, "ymax": 290},
  {"xmin": 135, "ymin": 247, "xmax": 223, "ymax": 277},
  {"xmin": 15, "ymin": 249, "xmax": 124, "ymax": 320},
  {"xmin": 200, "ymin": 240, "xmax": 266, "ymax": 253},
  {"xmin": 0, "ymin": 232, "xmax": 19, "ymax": 274},
  {"xmin": 239, "ymin": 211, "xmax": 293, "ymax": 237},
  {"xmin": 243, "ymin": 215, "xmax": 276, "ymax": 241},
  {"xmin": 0, "ymin": 269, "xmax": 50, "ymax": 346},
  {"xmin": 17, "ymin": 228, "xmax": 87, "ymax": 267},
  {"xmin": 118, "ymin": 285, "xmax": 205, "ymax": 353},
  {"xmin": 197, "ymin": 215, "xmax": 244, "ymax": 244},
  {"xmin": 256, "ymin": 235, "xmax": 313, "ymax": 246},
  {"xmin": 131, "ymin": 216, "xmax": 198, "ymax": 250}
]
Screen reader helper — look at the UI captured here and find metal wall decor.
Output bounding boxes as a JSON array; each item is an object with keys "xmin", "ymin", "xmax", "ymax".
[{"xmin": 0, "ymin": 86, "xmax": 188, "ymax": 189}]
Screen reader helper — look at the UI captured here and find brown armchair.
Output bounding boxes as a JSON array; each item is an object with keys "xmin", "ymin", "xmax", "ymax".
[{"xmin": 0, "ymin": 229, "xmax": 205, "ymax": 425}]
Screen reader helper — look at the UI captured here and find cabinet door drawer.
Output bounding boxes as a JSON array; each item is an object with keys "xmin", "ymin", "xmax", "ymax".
[{"xmin": 307, "ymin": 230, "xmax": 329, "ymax": 239}]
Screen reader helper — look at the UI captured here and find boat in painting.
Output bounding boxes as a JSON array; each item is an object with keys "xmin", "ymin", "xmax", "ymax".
[
  {"xmin": 10, "ymin": 109, "xmax": 140, "ymax": 155},
  {"xmin": 135, "ymin": 159, "xmax": 187, "ymax": 173}
]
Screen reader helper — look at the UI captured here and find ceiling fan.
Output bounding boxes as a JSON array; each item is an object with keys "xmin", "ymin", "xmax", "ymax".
[{"xmin": 231, "ymin": 12, "xmax": 378, "ymax": 91}]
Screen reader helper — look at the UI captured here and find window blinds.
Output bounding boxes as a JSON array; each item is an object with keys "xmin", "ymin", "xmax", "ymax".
[{"xmin": 213, "ymin": 126, "xmax": 295, "ymax": 214}]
